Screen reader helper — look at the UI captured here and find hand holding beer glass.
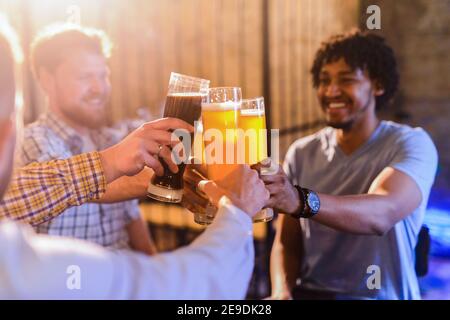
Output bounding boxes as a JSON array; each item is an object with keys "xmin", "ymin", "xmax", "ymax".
[
  {"xmin": 190, "ymin": 87, "xmax": 241, "ymax": 224},
  {"xmin": 186, "ymin": 88, "xmax": 273, "ymax": 224},
  {"xmin": 147, "ymin": 73, "xmax": 209, "ymax": 203}
]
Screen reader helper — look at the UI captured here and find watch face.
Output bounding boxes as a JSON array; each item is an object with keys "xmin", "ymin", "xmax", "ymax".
[{"xmin": 308, "ymin": 192, "xmax": 320, "ymax": 212}]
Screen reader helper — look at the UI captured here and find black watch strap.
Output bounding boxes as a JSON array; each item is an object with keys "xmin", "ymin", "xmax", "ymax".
[{"xmin": 291, "ymin": 186, "xmax": 320, "ymax": 219}]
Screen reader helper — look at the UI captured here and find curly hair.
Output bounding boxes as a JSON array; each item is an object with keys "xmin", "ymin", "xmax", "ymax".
[
  {"xmin": 310, "ymin": 29, "xmax": 399, "ymax": 110},
  {"xmin": 30, "ymin": 23, "xmax": 112, "ymax": 80}
]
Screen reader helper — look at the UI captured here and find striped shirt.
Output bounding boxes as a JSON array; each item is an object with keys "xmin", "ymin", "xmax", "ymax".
[{"xmin": 14, "ymin": 112, "xmax": 142, "ymax": 249}]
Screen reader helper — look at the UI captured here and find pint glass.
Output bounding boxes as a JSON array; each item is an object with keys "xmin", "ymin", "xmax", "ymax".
[
  {"xmin": 147, "ymin": 72, "xmax": 210, "ymax": 203},
  {"xmin": 192, "ymin": 87, "xmax": 241, "ymax": 224},
  {"xmin": 238, "ymin": 97, "xmax": 273, "ymax": 223}
]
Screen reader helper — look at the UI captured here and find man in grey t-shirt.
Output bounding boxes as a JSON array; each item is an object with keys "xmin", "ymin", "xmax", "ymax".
[{"xmin": 266, "ymin": 31, "xmax": 438, "ymax": 300}]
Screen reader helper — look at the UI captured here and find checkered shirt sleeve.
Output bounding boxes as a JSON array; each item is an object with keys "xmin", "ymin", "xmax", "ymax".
[{"xmin": 0, "ymin": 152, "xmax": 107, "ymax": 226}]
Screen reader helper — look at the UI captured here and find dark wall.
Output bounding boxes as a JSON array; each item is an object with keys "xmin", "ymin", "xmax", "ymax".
[{"xmin": 360, "ymin": 0, "xmax": 450, "ymax": 190}]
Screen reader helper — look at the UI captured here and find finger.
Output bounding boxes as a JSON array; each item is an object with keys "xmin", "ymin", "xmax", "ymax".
[
  {"xmin": 184, "ymin": 166, "xmax": 207, "ymax": 186},
  {"xmin": 142, "ymin": 153, "xmax": 164, "ymax": 176},
  {"xmin": 183, "ymin": 185, "xmax": 210, "ymax": 208},
  {"xmin": 261, "ymin": 180, "xmax": 271, "ymax": 201},
  {"xmin": 138, "ymin": 128, "xmax": 184, "ymax": 150},
  {"xmin": 142, "ymin": 129, "xmax": 173, "ymax": 145},
  {"xmin": 250, "ymin": 163, "xmax": 262, "ymax": 174},
  {"xmin": 147, "ymin": 117, "xmax": 194, "ymax": 132},
  {"xmin": 260, "ymin": 173, "xmax": 282, "ymax": 184},
  {"xmin": 145, "ymin": 141, "xmax": 178, "ymax": 173},
  {"xmin": 250, "ymin": 158, "xmax": 272, "ymax": 173},
  {"xmin": 265, "ymin": 197, "xmax": 280, "ymax": 209},
  {"xmin": 262, "ymin": 162, "xmax": 282, "ymax": 176},
  {"xmin": 159, "ymin": 145, "xmax": 179, "ymax": 174},
  {"xmin": 265, "ymin": 183, "xmax": 282, "ymax": 195},
  {"xmin": 144, "ymin": 141, "xmax": 179, "ymax": 174},
  {"xmin": 198, "ymin": 180, "xmax": 226, "ymax": 206}
]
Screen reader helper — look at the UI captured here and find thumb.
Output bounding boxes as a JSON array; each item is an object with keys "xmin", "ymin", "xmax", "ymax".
[{"xmin": 198, "ymin": 180, "xmax": 227, "ymax": 206}]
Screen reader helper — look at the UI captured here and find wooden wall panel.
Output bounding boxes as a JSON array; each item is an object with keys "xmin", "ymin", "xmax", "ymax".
[
  {"xmin": 1, "ymin": 0, "xmax": 358, "ymax": 157},
  {"xmin": 268, "ymin": 0, "xmax": 359, "ymax": 155}
]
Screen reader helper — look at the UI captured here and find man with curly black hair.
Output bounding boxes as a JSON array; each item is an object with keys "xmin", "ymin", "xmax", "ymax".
[{"xmin": 267, "ymin": 30, "xmax": 438, "ymax": 300}]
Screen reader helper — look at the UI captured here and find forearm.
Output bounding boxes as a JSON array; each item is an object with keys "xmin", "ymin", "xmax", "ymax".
[
  {"xmin": 127, "ymin": 217, "xmax": 157, "ymax": 255},
  {"xmin": 312, "ymin": 193, "xmax": 398, "ymax": 235},
  {"xmin": 270, "ymin": 215, "xmax": 302, "ymax": 297},
  {"xmin": 95, "ymin": 168, "xmax": 153, "ymax": 203},
  {"xmin": 270, "ymin": 242, "xmax": 300, "ymax": 296}
]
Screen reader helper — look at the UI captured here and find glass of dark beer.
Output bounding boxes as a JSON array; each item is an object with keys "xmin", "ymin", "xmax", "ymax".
[{"xmin": 147, "ymin": 72, "xmax": 210, "ymax": 203}]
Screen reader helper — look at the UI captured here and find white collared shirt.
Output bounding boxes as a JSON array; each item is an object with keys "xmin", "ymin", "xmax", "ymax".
[{"xmin": 0, "ymin": 200, "xmax": 254, "ymax": 299}]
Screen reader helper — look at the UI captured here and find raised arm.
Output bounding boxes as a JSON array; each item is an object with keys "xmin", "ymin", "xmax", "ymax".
[
  {"xmin": 311, "ymin": 167, "xmax": 422, "ymax": 235},
  {"xmin": 0, "ymin": 118, "xmax": 193, "ymax": 225},
  {"xmin": 264, "ymin": 165, "xmax": 423, "ymax": 236}
]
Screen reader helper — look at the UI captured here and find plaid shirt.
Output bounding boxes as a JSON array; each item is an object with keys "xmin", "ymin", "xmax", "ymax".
[
  {"xmin": 0, "ymin": 152, "xmax": 106, "ymax": 226},
  {"xmin": 14, "ymin": 112, "xmax": 142, "ymax": 249}
]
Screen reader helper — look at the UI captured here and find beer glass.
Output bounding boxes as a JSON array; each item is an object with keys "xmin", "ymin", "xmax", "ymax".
[
  {"xmin": 193, "ymin": 87, "xmax": 241, "ymax": 224},
  {"xmin": 147, "ymin": 72, "xmax": 209, "ymax": 203},
  {"xmin": 238, "ymin": 97, "xmax": 273, "ymax": 223},
  {"xmin": 202, "ymin": 87, "xmax": 241, "ymax": 181}
]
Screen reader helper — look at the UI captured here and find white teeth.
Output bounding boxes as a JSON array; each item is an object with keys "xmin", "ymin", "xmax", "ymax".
[{"xmin": 329, "ymin": 103, "xmax": 346, "ymax": 109}]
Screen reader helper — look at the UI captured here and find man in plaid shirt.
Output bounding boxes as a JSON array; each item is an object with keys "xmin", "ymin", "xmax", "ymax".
[{"xmin": 17, "ymin": 24, "xmax": 156, "ymax": 253}]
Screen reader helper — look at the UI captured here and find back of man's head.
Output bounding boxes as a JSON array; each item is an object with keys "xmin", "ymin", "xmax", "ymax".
[
  {"xmin": 30, "ymin": 23, "xmax": 112, "ymax": 80},
  {"xmin": 311, "ymin": 29, "xmax": 399, "ymax": 110},
  {"xmin": 0, "ymin": 14, "xmax": 21, "ymax": 199},
  {"xmin": 0, "ymin": 15, "xmax": 16, "ymax": 121}
]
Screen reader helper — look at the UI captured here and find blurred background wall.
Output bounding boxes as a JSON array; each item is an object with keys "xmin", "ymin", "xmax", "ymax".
[
  {"xmin": 0, "ymin": 0, "xmax": 359, "ymax": 156},
  {"xmin": 361, "ymin": 0, "xmax": 450, "ymax": 190}
]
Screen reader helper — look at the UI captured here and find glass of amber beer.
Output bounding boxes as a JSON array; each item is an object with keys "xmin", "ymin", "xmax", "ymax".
[
  {"xmin": 193, "ymin": 87, "xmax": 241, "ymax": 224},
  {"xmin": 202, "ymin": 87, "xmax": 241, "ymax": 181},
  {"xmin": 147, "ymin": 72, "xmax": 210, "ymax": 203},
  {"xmin": 238, "ymin": 97, "xmax": 273, "ymax": 223}
]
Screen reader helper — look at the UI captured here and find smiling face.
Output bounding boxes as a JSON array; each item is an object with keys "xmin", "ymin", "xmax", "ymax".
[
  {"xmin": 42, "ymin": 47, "xmax": 111, "ymax": 129},
  {"xmin": 317, "ymin": 58, "xmax": 383, "ymax": 131}
]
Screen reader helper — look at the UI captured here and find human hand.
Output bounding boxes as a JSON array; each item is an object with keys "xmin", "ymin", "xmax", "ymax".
[{"xmin": 99, "ymin": 117, "xmax": 193, "ymax": 183}]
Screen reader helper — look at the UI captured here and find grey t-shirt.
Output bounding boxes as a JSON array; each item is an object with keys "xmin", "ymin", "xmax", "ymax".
[{"xmin": 283, "ymin": 120, "xmax": 438, "ymax": 299}]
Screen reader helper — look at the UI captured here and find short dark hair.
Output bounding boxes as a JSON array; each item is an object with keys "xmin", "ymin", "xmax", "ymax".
[
  {"xmin": 311, "ymin": 29, "xmax": 399, "ymax": 110},
  {"xmin": 30, "ymin": 23, "xmax": 112, "ymax": 79}
]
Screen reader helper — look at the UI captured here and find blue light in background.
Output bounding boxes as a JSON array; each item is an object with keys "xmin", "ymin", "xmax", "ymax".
[{"xmin": 424, "ymin": 188, "xmax": 450, "ymax": 257}]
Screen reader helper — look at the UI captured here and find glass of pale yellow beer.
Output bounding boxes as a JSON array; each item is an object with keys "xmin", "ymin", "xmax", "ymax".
[{"xmin": 238, "ymin": 97, "xmax": 274, "ymax": 223}]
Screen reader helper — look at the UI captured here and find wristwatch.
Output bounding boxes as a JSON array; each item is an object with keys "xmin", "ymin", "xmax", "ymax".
[{"xmin": 291, "ymin": 186, "xmax": 321, "ymax": 219}]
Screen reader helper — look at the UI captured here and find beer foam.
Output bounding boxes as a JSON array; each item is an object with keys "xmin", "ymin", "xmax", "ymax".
[
  {"xmin": 202, "ymin": 102, "xmax": 241, "ymax": 111},
  {"xmin": 168, "ymin": 92, "xmax": 206, "ymax": 97},
  {"xmin": 240, "ymin": 109, "xmax": 265, "ymax": 116}
]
